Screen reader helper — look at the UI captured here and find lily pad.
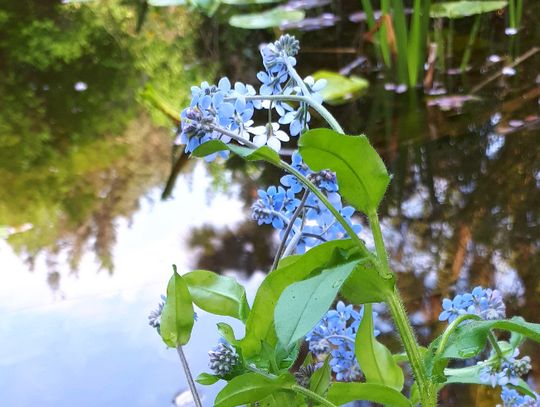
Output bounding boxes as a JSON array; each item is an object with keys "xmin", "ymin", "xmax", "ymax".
[
  {"xmin": 229, "ymin": 7, "xmax": 305, "ymax": 29},
  {"xmin": 312, "ymin": 70, "xmax": 369, "ymax": 105},
  {"xmin": 148, "ymin": 0, "xmax": 186, "ymax": 5},
  {"xmin": 430, "ymin": 1, "xmax": 507, "ymax": 19}
]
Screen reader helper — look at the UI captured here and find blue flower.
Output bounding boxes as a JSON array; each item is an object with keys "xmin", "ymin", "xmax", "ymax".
[
  {"xmin": 438, "ymin": 286, "xmax": 506, "ymax": 323},
  {"xmin": 251, "ymin": 186, "xmax": 287, "ymax": 229},
  {"xmin": 257, "ymin": 70, "xmax": 288, "ymax": 96},
  {"xmin": 279, "ymin": 104, "xmax": 310, "ymax": 136}
]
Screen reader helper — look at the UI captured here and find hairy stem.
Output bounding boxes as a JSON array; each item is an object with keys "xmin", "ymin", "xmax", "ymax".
[
  {"xmin": 367, "ymin": 211, "xmax": 392, "ymax": 278},
  {"xmin": 176, "ymin": 346, "xmax": 203, "ymax": 407},
  {"xmin": 434, "ymin": 313, "xmax": 482, "ymax": 360}
]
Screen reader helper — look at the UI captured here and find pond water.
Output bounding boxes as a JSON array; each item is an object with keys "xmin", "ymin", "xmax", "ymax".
[{"xmin": 0, "ymin": 1, "xmax": 539, "ymax": 406}]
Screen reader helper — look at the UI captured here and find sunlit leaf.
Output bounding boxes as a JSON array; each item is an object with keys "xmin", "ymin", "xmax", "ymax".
[
  {"xmin": 356, "ymin": 303, "xmax": 404, "ymax": 391},
  {"xmin": 184, "ymin": 270, "xmax": 250, "ymax": 321},
  {"xmin": 159, "ymin": 266, "xmax": 195, "ymax": 347},
  {"xmin": 195, "ymin": 372, "xmax": 220, "ymax": 385},
  {"xmin": 327, "ymin": 382, "xmax": 412, "ymax": 407},
  {"xmin": 430, "ymin": 1, "xmax": 507, "ymax": 19},
  {"xmin": 239, "ymin": 240, "xmax": 356, "ymax": 358},
  {"xmin": 229, "ymin": 7, "xmax": 305, "ymax": 29},
  {"xmin": 312, "ymin": 70, "xmax": 369, "ymax": 105},
  {"xmin": 275, "ymin": 260, "xmax": 359, "ymax": 349},
  {"xmin": 299, "ymin": 129, "xmax": 391, "ymax": 214}
]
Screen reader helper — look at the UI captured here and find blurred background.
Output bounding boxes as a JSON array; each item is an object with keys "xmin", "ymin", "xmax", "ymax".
[{"xmin": 0, "ymin": 0, "xmax": 538, "ymax": 405}]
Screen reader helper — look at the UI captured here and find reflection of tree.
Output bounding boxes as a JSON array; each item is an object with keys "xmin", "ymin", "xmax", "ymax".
[{"xmin": 0, "ymin": 0, "xmax": 212, "ymax": 281}]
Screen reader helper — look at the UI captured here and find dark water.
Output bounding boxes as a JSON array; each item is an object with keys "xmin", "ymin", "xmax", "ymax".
[{"xmin": 1, "ymin": 1, "xmax": 539, "ymax": 406}]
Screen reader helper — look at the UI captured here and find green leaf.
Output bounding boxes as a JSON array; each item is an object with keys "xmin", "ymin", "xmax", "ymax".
[
  {"xmin": 339, "ymin": 262, "xmax": 394, "ymax": 304},
  {"xmin": 195, "ymin": 372, "xmax": 220, "ymax": 385},
  {"xmin": 444, "ymin": 365, "xmax": 536, "ymax": 397},
  {"xmin": 229, "ymin": 7, "xmax": 305, "ymax": 29},
  {"xmin": 184, "ymin": 270, "xmax": 250, "ymax": 321},
  {"xmin": 228, "ymin": 145, "xmax": 280, "ymax": 165},
  {"xmin": 188, "ymin": 0, "xmax": 221, "ymax": 15},
  {"xmin": 214, "ymin": 373, "xmax": 294, "ymax": 407},
  {"xmin": 275, "ymin": 260, "xmax": 359, "ymax": 350},
  {"xmin": 326, "ymin": 382, "xmax": 412, "ymax": 407},
  {"xmin": 310, "ymin": 358, "xmax": 331, "ymax": 396},
  {"xmin": 299, "ymin": 129, "xmax": 390, "ymax": 214},
  {"xmin": 239, "ymin": 240, "xmax": 356, "ymax": 358},
  {"xmin": 192, "ymin": 140, "xmax": 280, "ymax": 166},
  {"xmin": 159, "ymin": 266, "xmax": 195, "ymax": 347},
  {"xmin": 259, "ymin": 392, "xmax": 304, "ymax": 406},
  {"xmin": 439, "ymin": 317, "xmax": 540, "ymax": 359},
  {"xmin": 356, "ymin": 303, "xmax": 404, "ymax": 391},
  {"xmin": 430, "ymin": 1, "xmax": 507, "ymax": 19},
  {"xmin": 312, "ymin": 70, "xmax": 369, "ymax": 105},
  {"xmin": 217, "ymin": 322, "xmax": 239, "ymax": 345},
  {"xmin": 148, "ymin": 0, "xmax": 186, "ymax": 6}
]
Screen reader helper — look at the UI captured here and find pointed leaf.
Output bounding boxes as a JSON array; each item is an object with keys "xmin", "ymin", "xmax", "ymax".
[
  {"xmin": 339, "ymin": 262, "xmax": 394, "ymax": 304},
  {"xmin": 239, "ymin": 240, "xmax": 356, "ymax": 358},
  {"xmin": 159, "ymin": 267, "xmax": 195, "ymax": 347},
  {"xmin": 299, "ymin": 129, "xmax": 390, "ymax": 214},
  {"xmin": 192, "ymin": 141, "xmax": 280, "ymax": 165},
  {"xmin": 214, "ymin": 373, "xmax": 294, "ymax": 407},
  {"xmin": 195, "ymin": 372, "xmax": 220, "ymax": 385},
  {"xmin": 356, "ymin": 303, "xmax": 404, "ymax": 391},
  {"xmin": 275, "ymin": 260, "xmax": 359, "ymax": 349},
  {"xmin": 310, "ymin": 358, "xmax": 331, "ymax": 396},
  {"xmin": 184, "ymin": 270, "xmax": 250, "ymax": 321},
  {"xmin": 326, "ymin": 382, "xmax": 412, "ymax": 407}
]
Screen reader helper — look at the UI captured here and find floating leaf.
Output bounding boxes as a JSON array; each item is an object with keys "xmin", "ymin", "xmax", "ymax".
[
  {"xmin": 299, "ymin": 129, "xmax": 391, "ymax": 215},
  {"xmin": 229, "ymin": 7, "xmax": 305, "ymax": 29},
  {"xmin": 184, "ymin": 270, "xmax": 250, "ymax": 322},
  {"xmin": 312, "ymin": 70, "xmax": 369, "ymax": 105},
  {"xmin": 239, "ymin": 240, "xmax": 356, "ymax": 358},
  {"xmin": 148, "ymin": 0, "xmax": 186, "ymax": 6},
  {"xmin": 356, "ymin": 303, "xmax": 404, "ymax": 391},
  {"xmin": 430, "ymin": 1, "xmax": 507, "ymax": 19},
  {"xmin": 159, "ymin": 267, "xmax": 195, "ymax": 347},
  {"xmin": 214, "ymin": 373, "xmax": 294, "ymax": 407},
  {"xmin": 275, "ymin": 260, "xmax": 360, "ymax": 349},
  {"xmin": 327, "ymin": 382, "xmax": 412, "ymax": 407}
]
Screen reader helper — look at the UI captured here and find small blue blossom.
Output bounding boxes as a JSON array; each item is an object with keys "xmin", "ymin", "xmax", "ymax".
[
  {"xmin": 306, "ymin": 302, "xmax": 379, "ymax": 382},
  {"xmin": 251, "ymin": 186, "xmax": 287, "ymax": 229},
  {"xmin": 500, "ymin": 386, "xmax": 539, "ymax": 407},
  {"xmin": 438, "ymin": 286, "xmax": 506, "ymax": 323},
  {"xmin": 208, "ymin": 342, "xmax": 239, "ymax": 377}
]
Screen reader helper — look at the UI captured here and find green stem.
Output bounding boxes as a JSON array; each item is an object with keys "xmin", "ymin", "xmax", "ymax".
[
  {"xmin": 280, "ymin": 161, "xmax": 373, "ymax": 260},
  {"xmin": 369, "ymin": 211, "xmax": 434, "ymax": 405},
  {"xmin": 206, "ymin": 125, "xmax": 372, "ymax": 259},
  {"xmin": 488, "ymin": 331, "xmax": 504, "ymax": 358},
  {"xmin": 460, "ymin": 14, "xmax": 482, "ymax": 72},
  {"xmin": 387, "ymin": 291, "xmax": 436, "ymax": 407},
  {"xmin": 434, "ymin": 313, "xmax": 482, "ymax": 360},
  {"xmin": 290, "ymin": 384, "xmax": 337, "ymax": 407},
  {"xmin": 176, "ymin": 346, "xmax": 203, "ymax": 407},
  {"xmin": 367, "ymin": 210, "xmax": 392, "ymax": 278},
  {"xmin": 239, "ymin": 95, "xmax": 344, "ymax": 134}
]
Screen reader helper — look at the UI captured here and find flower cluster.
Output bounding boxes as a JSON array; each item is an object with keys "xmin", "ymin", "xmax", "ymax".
[
  {"xmin": 251, "ymin": 151, "xmax": 361, "ymax": 254},
  {"xmin": 208, "ymin": 341, "xmax": 240, "ymax": 377},
  {"xmin": 479, "ymin": 349, "xmax": 532, "ymax": 387},
  {"xmin": 176, "ymin": 35, "xmax": 327, "ymax": 158},
  {"xmin": 148, "ymin": 295, "xmax": 167, "ymax": 329},
  {"xmin": 438, "ymin": 286, "xmax": 506, "ymax": 323},
  {"xmin": 305, "ymin": 301, "xmax": 379, "ymax": 382},
  {"xmin": 500, "ymin": 386, "xmax": 540, "ymax": 407}
]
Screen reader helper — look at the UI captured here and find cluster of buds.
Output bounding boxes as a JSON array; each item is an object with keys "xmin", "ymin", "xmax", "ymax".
[{"xmin": 208, "ymin": 342, "xmax": 239, "ymax": 377}]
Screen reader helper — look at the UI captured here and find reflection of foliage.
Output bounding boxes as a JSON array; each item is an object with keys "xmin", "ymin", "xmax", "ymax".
[{"xmin": 0, "ymin": 0, "xmax": 212, "ymax": 273}]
